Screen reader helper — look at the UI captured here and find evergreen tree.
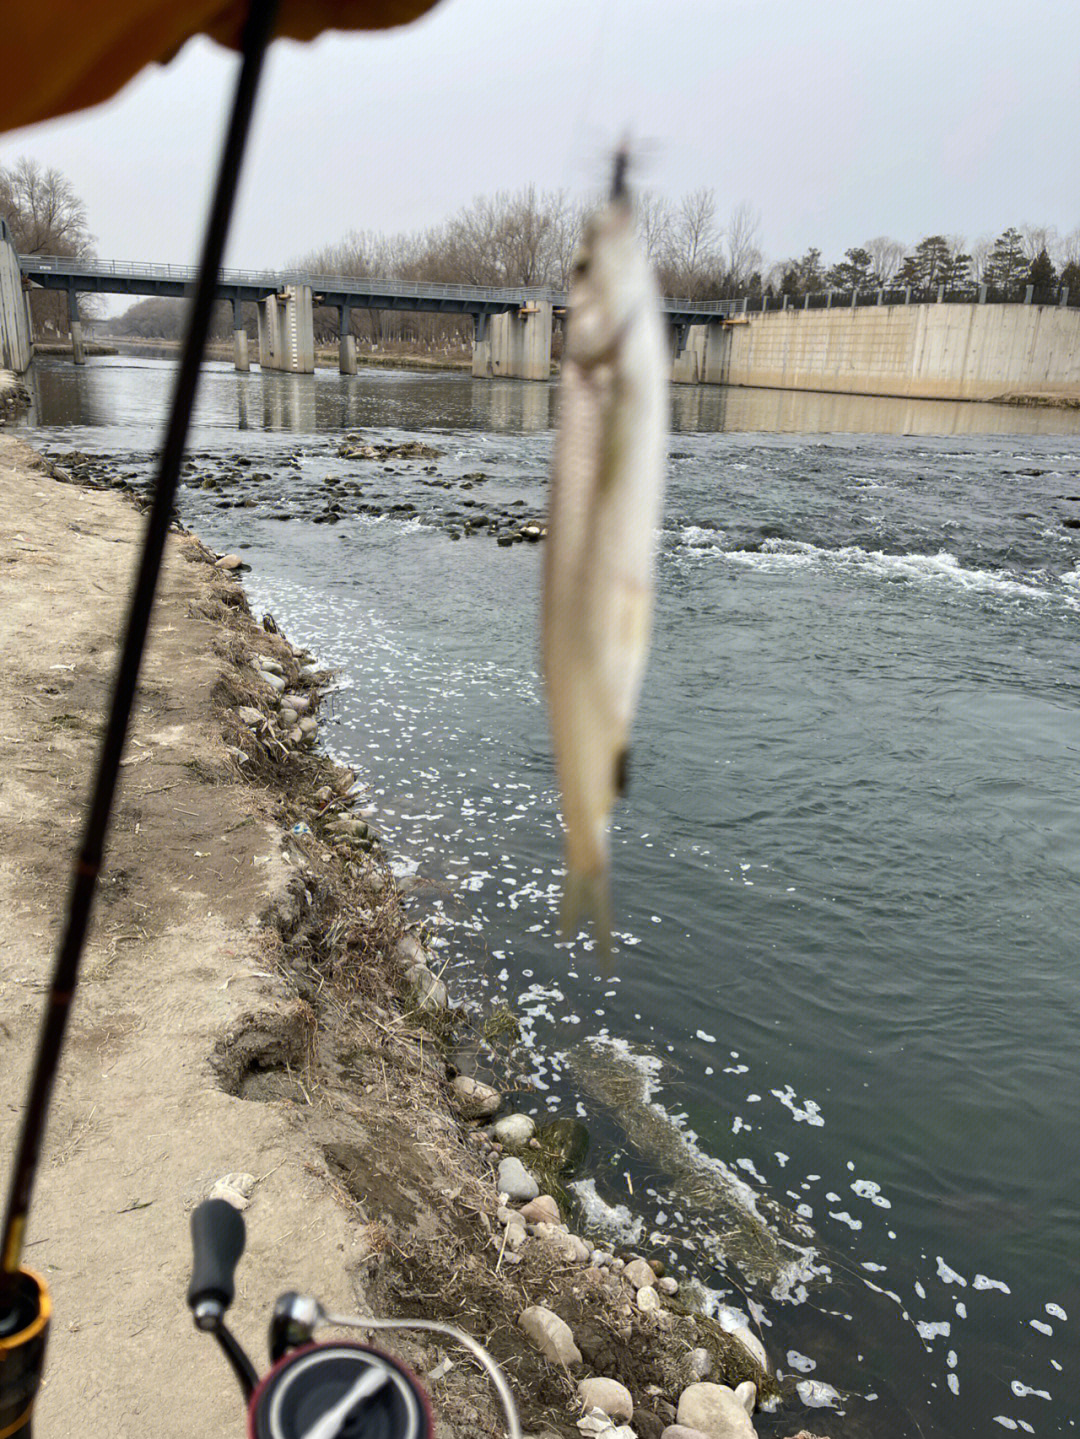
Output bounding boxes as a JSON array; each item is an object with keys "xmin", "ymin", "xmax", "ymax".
[
  {"xmin": 1060, "ymin": 260, "xmax": 1080, "ymax": 296},
  {"xmin": 825, "ymin": 246, "xmax": 875, "ymax": 292},
  {"xmin": 897, "ymin": 235, "xmax": 953, "ymax": 292},
  {"xmin": 983, "ymin": 228, "xmax": 1029, "ymax": 297},
  {"xmin": 1027, "ymin": 247, "xmax": 1057, "ymax": 293}
]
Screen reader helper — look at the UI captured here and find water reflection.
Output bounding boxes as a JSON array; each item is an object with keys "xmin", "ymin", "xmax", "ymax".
[{"xmin": 20, "ymin": 353, "xmax": 1080, "ymax": 439}]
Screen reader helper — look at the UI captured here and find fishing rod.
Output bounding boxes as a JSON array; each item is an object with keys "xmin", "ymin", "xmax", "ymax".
[
  {"xmin": 0, "ymin": 1, "xmax": 279, "ymax": 1430},
  {"xmin": 0, "ymin": 6, "xmax": 522, "ymax": 1435}
]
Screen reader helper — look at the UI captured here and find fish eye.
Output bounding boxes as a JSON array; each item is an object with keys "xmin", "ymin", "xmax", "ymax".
[{"xmin": 573, "ymin": 257, "xmax": 589, "ymax": 278}]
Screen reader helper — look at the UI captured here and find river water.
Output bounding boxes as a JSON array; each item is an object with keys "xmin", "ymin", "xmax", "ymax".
[{"xmin": 18, "ymin": 356, "xmax": 1080, "ymax": 1437}]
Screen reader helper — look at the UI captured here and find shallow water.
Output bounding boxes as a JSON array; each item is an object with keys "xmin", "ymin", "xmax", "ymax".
[{"xmin": 20, "ymin": 357, "xmax": 1080, "ymax": 1437}]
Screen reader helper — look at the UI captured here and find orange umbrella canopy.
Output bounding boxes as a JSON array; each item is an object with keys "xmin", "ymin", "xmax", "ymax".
[{"xmin": 2, "ymin": 0, "xmax": 442, "ymax": 133}]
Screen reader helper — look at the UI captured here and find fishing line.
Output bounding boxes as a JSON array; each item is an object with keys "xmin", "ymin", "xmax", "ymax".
[{"xmin": 0, "ymin": 0, "xmax": 280, "ymax": 1305}]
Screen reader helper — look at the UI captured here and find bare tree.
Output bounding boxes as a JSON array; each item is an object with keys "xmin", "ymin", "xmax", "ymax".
[
  {"xmin": 724, "ymin": 202, "xmax": 762, "ymax": 292},
  {"xmin": 863, "ymin": 236, "xmax": 906, "ymax": 285},
  {"xmin": 1020, "ymin": 224, "xmax": 1057, "ymax": 262},
  {"xmin": 0, "ymin": 157, "xmax": 99, "ymax": 335}
]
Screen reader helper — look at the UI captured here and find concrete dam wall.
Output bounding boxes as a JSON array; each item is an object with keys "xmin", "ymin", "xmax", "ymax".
[
  {"xmin": 678, "ymin": 302, "xmax": 1080, "ymax": 402},
  {"xmin": 0, "ymin": 224, "xmax": 32, "ymax": 375}
]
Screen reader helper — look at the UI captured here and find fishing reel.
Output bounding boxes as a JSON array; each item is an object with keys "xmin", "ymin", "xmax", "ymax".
[{"xmin": 188, "ymin": 1199, "xmax": 521, "ymax": 1439}]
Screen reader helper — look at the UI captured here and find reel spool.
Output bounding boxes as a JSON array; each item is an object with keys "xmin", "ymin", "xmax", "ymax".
[
  {"xmin": 249, "ymin": 1342, "xmax": 433, "ymax": 1439},
  {"xmin": 0, "ymin": 1270, "xmax": 51, "ymax": 1438}
]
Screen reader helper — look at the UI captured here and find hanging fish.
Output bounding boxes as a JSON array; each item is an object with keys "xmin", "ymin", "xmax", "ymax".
[{"xmin": 542, "ymin": 152, "xmax": 669, "ymax": 954}]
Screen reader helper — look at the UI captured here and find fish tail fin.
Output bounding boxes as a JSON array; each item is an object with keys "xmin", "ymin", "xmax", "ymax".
[{"xmin": 561, "ymin": 868, "xmax": 614, "ymax": 963}]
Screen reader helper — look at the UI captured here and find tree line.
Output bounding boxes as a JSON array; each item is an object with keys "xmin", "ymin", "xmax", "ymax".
[{"xmin": 4, "ymin": 158, "xmax": 1077, "ymax": 347}]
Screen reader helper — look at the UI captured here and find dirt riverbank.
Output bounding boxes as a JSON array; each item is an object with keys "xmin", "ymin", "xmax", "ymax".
[{"xmin": 0, "ymin": 435, "xmax": 804, "ymax": 1439}]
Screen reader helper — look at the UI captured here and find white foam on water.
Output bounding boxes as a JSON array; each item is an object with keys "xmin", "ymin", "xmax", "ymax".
[
  {"xmin": 973, "ymin": 1274, "xmax": 1012, "ymax": 1293},
  {"xmin": 723, "ymin": 539, "xmax": 1057, "ymax": 604},
  {"xmin": 569, "ymin": 1178, "xmax": 645, "ymax": 1245},
  {"xmin": 797, "ymin": 1379, "xmax": 842, "ymax": 1409},
  {"xmin": 1045, "ymin": 1302, "xmax": 1067, "ymax": 1320},
  {"xmin": 787, "ymin": 1349, "xmax": 817, "ymax": 1373}
]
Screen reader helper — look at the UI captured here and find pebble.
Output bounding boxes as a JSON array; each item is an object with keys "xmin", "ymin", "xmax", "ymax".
[
  {"xmin": 636, "ymin": 1285, "xmax": 661, "ymax": 1313},
  {"xmin": 660, "ymin": 1429, "xmax": 714, "ymax": 1439},
  {"xmin": 658, "ymin": 1276, "xmax": 679, "ymax": 1296},
  {"xmin": 540, "ymin": 1229, "xmax": 591, "ymax": 1264},
  {"xmin": 283, "ymin": 693, "xmax": 310, "ymax": 714},
  {"xmin": 259, "ymin": 670, "xmax": 287, "ymax": 694},
  {"xmin": 623, "ymin": 1258, "xmax": 657, "ymax": 1290},
  {"xmin": 518, "ymin": 1306, "xmax": 582, "ymax": 1368},
  {"xmin": 256, "ymin": 656, "xmax": 284, "ymax": 675},
  {"xmin": 578, "ymin": 1378, "xmax": 633, "ymax": 1423},
  {"xmin": 209, "ymin": 1171, "xmax": 256, "ymax": 1210},
  {"xmin": 496, "ymin": 1205, "xmax": 527, "ymax": 1229},
  {"xmin": 298, "ymin": 716, "xmax": 318, "ymax": 737},
  {"xmin": 238, "ymin": 706, "xmax": 263, "ymax": 727},
  {"xmin": 686, "ymin": 1349, "xmax": 713, "ymax": 1383},
  {"xmin": 497, "ymin": 1156, "xmax": 539, "ymax": 1203},
  {"xmin": 451, "ymin": 1075, "xmax": 501, "ymax": 1119},
  {"xmin": 503, "ymin": 1224, "xmax": 528, "ymax": 1252},
  {"xmin": 492, "ymin": 1113, "xmax": 536, "ymax": 1147},
  {"xmin": 280, "ymin": 707, "xmax": 299, "ymax": 727},
  {"xmin": 592, "ymin": 1250, "xmax": 615, "ymax": 1268},
  {"xmin": 394, "ymin": 932, "xmax": 428, "ymax": 968},
  {"xmin": 518, "ymin": 1194, "xmax": 560, "ymax": 1225},
  {"xmin": 675, "ymin": 1382, "xmax": 757, "ymax": 1439}
]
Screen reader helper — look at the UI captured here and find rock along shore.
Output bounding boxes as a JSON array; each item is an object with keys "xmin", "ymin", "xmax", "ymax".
[{"xmin": 0, "ymin": 435, "xmax": 821, "ymax": 1439}]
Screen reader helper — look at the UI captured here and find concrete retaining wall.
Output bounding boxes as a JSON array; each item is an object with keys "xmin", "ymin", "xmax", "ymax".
[
  {"xmin": 685, "ymin": 303, "xmax": 1080, "ymax": 401},
  {"xmin": 0, "ymin": 231, "xmax": 32, "ymax": 374}
]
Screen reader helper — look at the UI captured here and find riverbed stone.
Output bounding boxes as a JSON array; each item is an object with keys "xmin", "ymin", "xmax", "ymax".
[
  {"xmin": 451, "ymin": 1075, "xmax": 501, "ymax": 1118},
  {"xmin": 280, "ymin": 707, "xmax": 299, "ymax": 727},
  {"xmin": 685, "ymin": 1349, "xmax": 713, "ymax": 1383},
  {"xmin": 215, "ymin": 553, "xmax": 244, "ymax": 570},
  {"xmin": 540, "ymin": 1228, "xmax": 591, "ymax": 1263},
  {"xmin": 658, "ymin": 1276, "xmax": 679, "ymax": 1295},
  {"xmin": 497, "ymin": 1156, "xmax": 539, "ymax": 1203},
  {"xmin": 623, "ymin": 1258, "xmax": 656, "ymax": 1290},
  {"xmin": 496, "ymin": 1205, "xmax": 527, "ymax": 1229},
  {"xmin": 238, "ymin": 706, "xmax": 263, "ymax": 728},
  {"xmin": 492, "ymin": 1113, "xmax": 536, "ymax": 1147},
  {"xmin": 519, "ymin": 1194, "xmax": 560, "ymax": 1225},
  {"xmin": 675, "ymin": 1382, "xmax": 756, "ymax": 1439},
  {"xmin": 660, "ymin": 1428, "xmax": 713, "ymax": 1439},
  {"xmin": 636, "ymin": 1284, "xmax": 661, "ymax": 1312},
  {"xmin": 578, "ymin": 1378, "xmax": 633, "ymax": 1422},
  {"xmin": 518, "ymin": 1306, "xmax": 582, "ymax": 1367}
]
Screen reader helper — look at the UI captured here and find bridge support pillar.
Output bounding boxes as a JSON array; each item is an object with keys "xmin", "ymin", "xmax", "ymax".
[
  {"xmin": 67, "ymin": 289, "xmax": 85, "ymax": 365},
  {"xmin": 471, "ymin": 312, "xmax": 491, "ymax": 378},
  {"xmin": 234, "ymin": 329, "xmax": 249, "ymax": 371},
  {"xmin": 487, "ymin": 302, "xmax": 552, "ymax": 380},
  {"xmin": 672, "ymin": 323, "xmax": 706, "ymax": 384},
  {"xmin": 339, "ymin": 304, "xmax": 356, "ymax": 375},
  {"xmin": 701, "ymin": 322, "xmax": 730, "ymax": 385},
  {"xmin": 257, "ymin": 285, "xmax": 314, "ymax": 373}
]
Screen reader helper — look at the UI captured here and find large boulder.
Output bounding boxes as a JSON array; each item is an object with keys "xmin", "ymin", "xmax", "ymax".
[{"xmin": 675, "ymin": 1382, "xmax": 757, "ymax": 1439}]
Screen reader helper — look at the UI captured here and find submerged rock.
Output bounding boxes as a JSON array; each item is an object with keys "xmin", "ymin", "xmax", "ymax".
[{"xmin": 538, "ymin": 1117, "xmax": 589, "ymax": 1172}]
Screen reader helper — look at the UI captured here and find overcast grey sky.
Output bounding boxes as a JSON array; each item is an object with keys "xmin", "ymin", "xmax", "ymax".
[{"xmin": 2, "ymin": 0, "xmax": 1078, "ymax": 276}]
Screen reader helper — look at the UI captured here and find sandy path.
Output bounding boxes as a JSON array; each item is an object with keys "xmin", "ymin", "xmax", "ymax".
[{"xmin": 0, "ymin": 436, "xmax": 360, "ymax": 1437}]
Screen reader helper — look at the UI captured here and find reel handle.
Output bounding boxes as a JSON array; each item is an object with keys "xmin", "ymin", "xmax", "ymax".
[{"xmin": 187, "ymin": 1199, "xmax": 246, "ymax": 1324}]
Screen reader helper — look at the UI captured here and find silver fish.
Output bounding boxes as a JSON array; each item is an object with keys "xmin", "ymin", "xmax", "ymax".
[{"xmin": 542, "ymin": 156, "xmax": 669, "ymax": 952}]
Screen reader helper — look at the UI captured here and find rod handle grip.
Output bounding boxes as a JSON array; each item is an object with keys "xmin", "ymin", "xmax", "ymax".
[{"xmin": 187, "ymin": 1199, "xmax": 245, "ymax": 1315}]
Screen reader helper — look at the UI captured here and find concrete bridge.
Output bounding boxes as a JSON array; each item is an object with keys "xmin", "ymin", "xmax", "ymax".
[
  {"xmin": 16, "ymin": 254, "xmax": 736, "ymax": 378},
  {"xmin": 9, "ymin": 246, "xmax": 1079, "ymax": 401}
]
